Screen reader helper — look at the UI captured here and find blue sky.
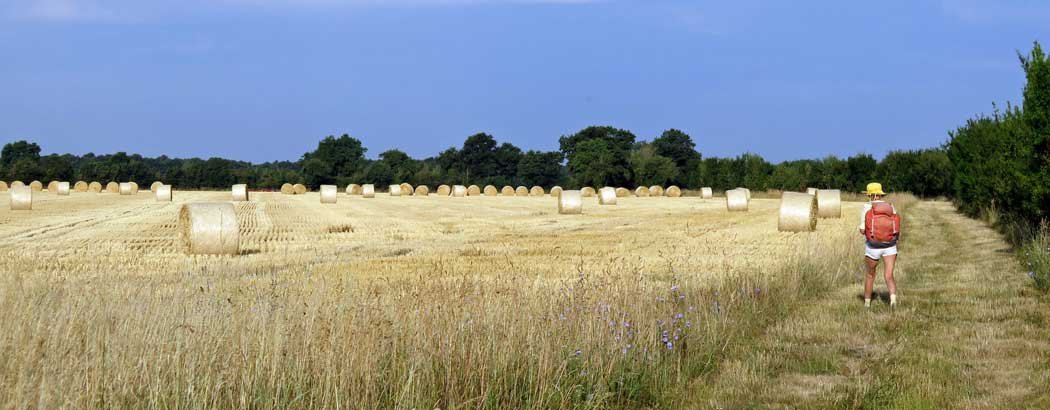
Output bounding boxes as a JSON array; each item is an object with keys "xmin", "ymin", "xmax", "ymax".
[{"xmin": 1, "ymin": 1, "xmax": 1046, "ymax": 163}]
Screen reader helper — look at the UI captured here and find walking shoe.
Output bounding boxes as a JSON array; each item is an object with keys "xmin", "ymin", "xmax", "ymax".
[
  {"xmin": 890, "ymin": 294, "xmax": 898, "ymax": 307},
  {"xmin": 864, "ymin": 299, "xmax": 871, "ymax": 308}
]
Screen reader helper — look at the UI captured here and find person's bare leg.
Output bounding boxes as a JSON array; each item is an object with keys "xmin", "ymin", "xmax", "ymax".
[
  {"xmin": 883, "ymin": 254, "xmax": 898, "ymax": 305},
  {"xmin": 864, "ymin": 257, "xmax": 878, "ymax": 307}
]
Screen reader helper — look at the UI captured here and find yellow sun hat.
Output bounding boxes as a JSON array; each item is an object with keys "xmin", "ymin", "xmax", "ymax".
[{"xmin": 863, "ymin": 182, "xmax": 886, "ymax": 196}]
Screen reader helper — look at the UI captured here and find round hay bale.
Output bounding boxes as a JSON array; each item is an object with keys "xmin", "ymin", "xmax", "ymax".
[
  {"xmin": 701, "ymin": 187, "xmax": 713, "ymax": 199},
  {"xmin": 666, "ymin": 186, "xmax": 682, "ymax": 197},
  {"xmin": 156, "ymin": 184, "xmax": 172, "ymax": 202},
  {"xmin": 615, "ymin": 187, "xmax": 631, "ymax": 197},
  {"xmin": 778, "ymin": 192, "xmax": 817, "ymax": 232},
  {"xmin": 231, "ymin": 184, "xmax": 248, "ymax": 201},
  {"xmin": 74, "ymin": 181, "xmax": 88, "ymax": 192},
  {"xmin": 179, "ymin": 203, "xmax": 239, "ymax": 255},
  {"xmin": 736, "ymin": 187, "xmax": 751, "ymax": 201},
  {"xmin": 816, "ymin": 189, "xmax": 842, "ymax": 218},
  {"xmin": 0, "ymin": 181, "xmax": 7, "ymax": 192},
  {"xmin": 550, "ymin": 186, "xmax": 563, "ymax": 197},
  {"xmin": 414, "ymin": 185, "xmax": 430, "ymax": 196},
  {"xmin": 362, "ymin": 184, "xmax": 375, "ymax": 198},
  {"xmin": 89, "ymin": 182, "xmax": 102, "ymax": 193},
  {"xmin": 280, "ymin": 183, "xmax": 294, "ymax": 194},
  {"xmin": 452, "ymin": 185, "xmax": 467, "ymax": 197},
  {"xmin": 119, "ymin": 182, "xmax": 132, "ymax": 196},
  {"xmin": 10, "ymin": 181, "xmax": 24, "ymax": 190},
  {"xmin": 10, "ymin": 186, "xmax": 32, "ymax": 210},
  {"xmin": 400, "ymin": 183, "xmax": 414, "ymax": 196},
  {"xmin": 649, "ymin": 185, "xmax": 664, "ymax": 197},
  {"xmin": 598, "ymin": 187, "xmax": 617, "ymax": 205},
  {"xmin": 467, "ymin": 185, "xmax": 481, "ymax": 196},
  {"xmin": 726, "ymin": 189, "xmax": 749, "ymax": 212},
  {"xmin": 130, "ymin": 182, "xmax": 139, "ymax": 194},
  {"xmin": 500, "ymin": 186, "xmax": 515, "ymax": 196},
  {"xmin": 581, "ymin": 187, "xmax": 596, "ymax": 197},
  {"xmin": 150, "ymin": 181, "xmax": 163, "ymax": 193},
  {"xmin": 530, "ymin": 186, "xmax": 545, "ymax": 196},
  {"xmin": 105, "ymin": 182, "xmax": 119, "ymax": 193},
  {"xmin": 388, "ymin": 184, "xmax": 402, "ymax": 197},
  {"xmin": 293, "ymin": 184, "xmax": 307, "ymax": 195},
  {"xmin": 483, "ymin": 185, "xmax": 498, "ymax": 196},
  {"xmin": 634, "ymin": 186, "xmax": 650, "ymax": 197},
  {"xmin": 347, "ymin": 184, "xmax": 361, "ymax": 195},
  {"xmin": 321, "ymin": 185, "xmax": 338, "ymax": 203},
  {"xmin": 29, "ymin": 181, "xmax": 42, "ymax": 192},
  {"xmin": 437, "ymin": 185, "xmax": 452, "ymax": 196},
  {"xmin": 558, "ymin": 190, "xmax": 582, "ymax": 214},
  {"xmin": 56, "ymin": 182, "xmax": 70, "ymax": 196},
  {"xmin": 47, "ymin": 180, "xmax": 59, "ymax": 192},
  {"xmin": 515, "ymin": 186, "xmax": 529, "ymax": 197}
]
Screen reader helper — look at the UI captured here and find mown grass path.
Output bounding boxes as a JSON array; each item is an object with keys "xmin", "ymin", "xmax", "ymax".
[{"xmin": 689, "ymin": 200, "xmax": 1050, "ymax": 408}]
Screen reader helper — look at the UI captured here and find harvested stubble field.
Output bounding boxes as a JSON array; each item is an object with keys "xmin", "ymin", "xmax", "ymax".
[{"xmin": 0, "ymin": 191, "xmax": 1047, "ymax": 408}]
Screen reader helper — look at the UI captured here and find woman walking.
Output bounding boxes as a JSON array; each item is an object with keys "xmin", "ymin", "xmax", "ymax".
[{"xmin": 859, "ymin": 182, "xmax": 901, "ymax": 307}]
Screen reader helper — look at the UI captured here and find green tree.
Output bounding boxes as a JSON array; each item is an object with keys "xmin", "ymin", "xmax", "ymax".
[
  {"xmin": 569, "ymin": 139, "xmax": 618, "ymax": 187},
  {"xmin": 301, "ymin": 134, "xmax": 367, "ymax": 182},
  {"xmin": 560, "ymin": 126, "xmax": 635, "ymax": 187},
  {"xmin": 629, "ymin": 144, "xmax": 679, "ymax": 186},
  {"xmin": 652, "ymin": 129, "xmax": 700, "ymax": 185},
  {"xmin": 517, "ymin": 150, "xmax": 563, "ymax": 187},
  {"xmin": 379, "ymin": 149, "xmax": 419, "ymax": 183},
  {"xmin": 364, "ymin": 161, "xmax": 395, "ymax": 186}
]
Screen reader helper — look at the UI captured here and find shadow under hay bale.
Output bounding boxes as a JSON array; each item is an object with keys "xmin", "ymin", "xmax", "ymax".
[
  {"xmin": 779, "ymin": 191, "xmax": 817, "ymax": 232},
  {"xmin": 179, "ymin": 203, "xmax": 240, "ymax": 255},
  {"xmin": 816, "ymin": 189, "xmax": 842, "ymax": 218},
  {"xmin": 558, "ymin": 190, "xmax": 582, "ymax": 214}
]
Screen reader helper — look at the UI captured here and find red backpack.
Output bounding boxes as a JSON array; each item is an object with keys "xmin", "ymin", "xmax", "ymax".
[{"xmin": 865, "ymin": 202, "xmax": 901, "ymax": 245}]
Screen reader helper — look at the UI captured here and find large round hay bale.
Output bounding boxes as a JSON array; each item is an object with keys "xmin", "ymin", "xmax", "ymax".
[
  {"xmin": 388, "ymin": 184, "xmax": 402, "ymax": 197},
  {"xmin": 150, "ymin": 181, "xmax": 163, "ymax": 193},
  {"xmin": 558, "ymin": 190, "xmax": 582, "ymax": 214},
  {"xmin": 726, "ymin": 189, "xmax": 749, "ymax": 212},
  {"xmin": 437, "ymin": 185, "xmax": 452, "ymax": 196},
  {"xmin": 119, "ymin": 182, "xmax": 132, "ymax": 196},
  {"xmin": 10, "ymin": 186, "xmax": 32, "ymax": 210},
  {"xmin": 347, "ymin": 184, "xmax": 361, "ymax": 195},
  {"xmin": 530, "ymin": 186, "xmax": 545, "ymax": 196},
  {"xmin": 598, "ymin": 187, "xmax": 617, "ymax": 205},
  {"xmin": 10, "ymin": 181, "xmax": 24, "ymax": 190},
  {"xmin": 550, "ymin": 186, "xmax": 563, "ymax": 197},
  {"xmin": 321, "ymin": 185, "xmax": 338, "ymax": 203},
  {"xmin": 0, "ymin": 181, "xmax": 7, "ymax": 192},
  {"xmin": 130, "ymin": 182, "xmax": 139, "ymax": 194},
  {"xmin": 736, "ymin": 187, "xmax": 751, "ymax": 201},
  {"xmin": 56, "ymin": 182, "xmax": 70, "ymax": 196},
  {"xmin": 179, "ymin": 203, "xmax": 239, "ymax": 255},
  {"xmin": 581, "ymin": 187, "xmax": 596, "ymax": 197},
  {"xmin": 483, "ymin": 185, "xmax": 498, "ymax": 196},
  {"xmin": 47, "ymin": 180, "xmax": 59, "ymax": 192},
  {"xmin": 452, "ymin": 185, "xmax": 467, "ymax": 197},
  {"xmin": 779, "ymin": 192, "xmax": 817, "ymax": 232},
  {"xmin": 816, "ymin": 189, "xmax": 842, "ymax": 218},
  {"xmin": 73, "ymin": 181, "xmax": 88, "ymax": 192},
  {"xmin": 649, "ymin": 185, "xmax": 664, "ymax": 197},
  {"xmin": 467, "ymin": 185, "xmax": 481, "ymax": 196},
  {"xmin": 29, "ymin": 181, "xmax": 43, "ymax": 192},
  {"xmin": 280, "ymin": 183, "xmax": 294, "ymax": 194},
  {"xmin": 806, "ymin": 187, "xmax": 818, "ymax": 196},
  {"xmin": 500, "ymin": 186, "xmax": 515, "ymax": 196},
  {"xmin": 231, "ymin": 184, "xmax": 248, "ymax": 201},
  {"xmin": 156, "ymin": 184, "xmax": 172, "ymax": 202},
  {"xmin": 105, "ymin": 182, "xmax": 119, "ymax": 193},
  {"xmin": 362, "ymin": 184, "xmax": 375, "ymax": 198},
  {"xmin": 89, "ymin": 182, "xmax": 102, "ymax": 192},
  {"xmin": 293, "ymin": 184, "xmax": 307, "ymax": 195},
  {"xmin": 666, "ymin": 186, "xmax": 682, "ymax": 197},
  {"xmin": 701, "ymin": 187, "xmax": 713, "ymax": 199},
  {"xmin": 415, "ymin": 185, "xmax": 429, "ymax": 196},
  {"xmin": 515, "ymin": 186, "xmax": 529, "ymax": 196},
  {"xmin": 615, "ymin": 187, "xmax": 631, "ymax": 197},
  {"xmin": 400, "ymin": 183, "xmax": 414, "ymax": 196},
  {"xmin": 634, "ymin": 186, "xmax": 650, "ymax": 197}
]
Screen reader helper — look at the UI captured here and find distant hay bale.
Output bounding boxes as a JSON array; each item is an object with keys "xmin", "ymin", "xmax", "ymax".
[
  {"xmin": 806, "ymin": 187, "xmax": 818, "ymax": 196},
  {"xmin": 467, "ymin": 185, "xmax": 481, "ymax": 196},
  {"xmin": 10, "ymin": 181, "xmax": 24, "ymax": 190},
  {"xmin": 816, "ymin": 189, "xmax": 842, "ymax": 218},
  {"xmin": 483, "ymin": 185, "xmax": 498, "ymax": 196},
  {"xmin": 530, "ymin": 186, "xmax": 545, "ymax": 196},
  {"xmin": 106, "ymin": 182, "xmax": 119, "ymax": 193},
  {"xmin": 615, "ymin": 187, "xmax": 631, "ymax": 197},
  {"xmin": 30, "ymin": 181, "xmax": 42, "ymax": 192},
  {"xmin": 515, "ymin": 186, "xmax": 529, "ymax": 196},
  {"xmin": 452, "ymin": 185, "xmax": 467, "ymax": 197},
  {"xmin": 362, "ymin": 184, "xmax": 375, "ymax": 198},
  {"xmin": 293, "ymin": 184, "xmax": 307, "ymax": 195},
  {"xmin": 130, "ymin": 182, "xmax": 139, "ymax": 194},
  {"xmin": 347, "ymin": 184, "xmax": 361, "ymax": 195},
  {"xmin": 558, "ymin": 190, "xmax": 582, "ymax": 214},
  {"xmin": 280, "ymin": 183, "xmax": 294, "ymax": 194},
  {"xmin": 89, "ymin": 182, "xmax": 102, "ymax": 192},
  {"xmin": 634, "ymin": 186, "xmax": 650, "ymax": 197},
  {"xmin": 74, "ymin": 181, "xmax": 88, "ymax": 192},
  {"xmin": 737, "ymin": 188, "xmax": 751, "ymax": 201},
  {"xmin": 726, "ymin": 189, "xmax": 749, "ymax": 212},
  {"xmin": 10, "ymin": 186, "xmax": 32, "ymax": 210},
  {"xmin": 47, "ymin": 181, "xmax": 59, "ymax": 192},
  {"xmin": 119, "ymin": 182, "xmax": 132, "ymax": 196},
  {"xmin": 501, "ymin": 186, "xmax": 515, "ymax": 196},
  {"xmin": 232, "ymin": 184, "xmax": 248, "ymax": 201},
  {"xmin": 778, "ymin": 192, "xmax": 817, "ymax": 232},
  {"xmin": 581, "ymin": 187, "xmax": 596, "ymax": 197},
  {"xmin": 400, "ymin": 183, "xmax": 414, "ymax": 196},
  {"xmin": 414, "ymin": 185, "xmax": 429, "ymax": 196},
  {"xmin": 321, "ymin": 185, "xmax": 338, "ymax": 203},
  {"xmin": 666, "ymin": 186, "xmax": 682, "ymax": 197},
  {"xmin": 598, "ymin": 187, "xmax": 617, "ymax": 205},
  {"xmin": 151, "ymin": 181, "xmax": 163, "ymax": 193},
  {"xmin": 56, "ymin": 182, "xmax": 70, "ymax": 196},
  {"xmin": 649, "ymin": 185, "xmax": 664, "ymax": 197},
  {"xmin": 156, "ymin": 184, "xmax": 172, "ymax": 202},
  {"xmin": 701, "ymin": 187, "xmax": 713, "ymax": 199},
  {"xmin": 388, "ymin": 184, "xmax": 402, "ymax": 197},
  {"xmin": 550, "ymin": 186, "xmax": 563, "ymax": 197},
  {"xmin": 437, "ymin": 185, "xmax": 452, "ymax": 196},
  {"xmin": 0, "ymin": 181, "xmax": 7, "ymax": 192},
  {"xmin": 179, "ymin": 203, "xmax": 239, "ymax": 255}
]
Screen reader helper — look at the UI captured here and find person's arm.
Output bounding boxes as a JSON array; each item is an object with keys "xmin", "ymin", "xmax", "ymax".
[{"xmin": 858, "ymin": 203, "xmax": 869, "ymax": 234}]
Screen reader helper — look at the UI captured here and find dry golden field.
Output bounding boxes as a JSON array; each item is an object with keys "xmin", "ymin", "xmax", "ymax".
[{"xmin": 2, "ymin": 190, "xmax": 1046, "ymax": 408}]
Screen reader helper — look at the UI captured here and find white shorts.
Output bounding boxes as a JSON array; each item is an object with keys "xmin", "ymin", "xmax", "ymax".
[{"xmin": 865, "ymin": 245, "xmax": 898, "ymax": 260}]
